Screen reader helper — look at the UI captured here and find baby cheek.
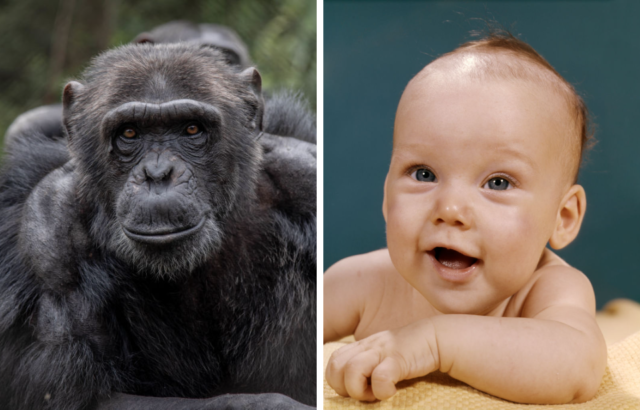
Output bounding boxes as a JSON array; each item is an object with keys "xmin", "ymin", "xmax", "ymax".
[
  {"xmin": 494, "ymin": 214, "xmax": 534, "ymax": 249},
  {"xmin": 385, "ymin": 194, "xmax": 426, "ymax": 265},
  {"xmin": 386, "ymin": 192, "xmax": 426, "ymax": 235},
  {"xmin": 485, "ymin": 208, "xmax": 547, "ymax": 281}
]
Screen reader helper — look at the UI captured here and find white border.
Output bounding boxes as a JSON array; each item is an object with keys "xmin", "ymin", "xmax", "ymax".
[{"xmin": 316, "ymin": 0, "xmax": 324, "ymax": 407}]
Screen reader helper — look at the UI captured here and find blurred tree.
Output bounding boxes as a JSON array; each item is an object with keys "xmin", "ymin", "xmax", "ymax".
[{"xmin": 0, "ymin": 0, "xmax": 316, "ymax": 146}]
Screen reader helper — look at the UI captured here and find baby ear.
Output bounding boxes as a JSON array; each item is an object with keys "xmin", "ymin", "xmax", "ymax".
[
  {"xmin": 382, "ymin": 174, "xmax": 389, "ymax": 222},
  {"xmin": 549, "ymin": 184, "xmax": 586, "ymax": 250}
]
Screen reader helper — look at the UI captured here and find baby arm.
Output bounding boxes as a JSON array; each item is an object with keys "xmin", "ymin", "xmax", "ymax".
[{"xmin": 326, "ymin": 265, "xmax": 607, "ymax": 404}]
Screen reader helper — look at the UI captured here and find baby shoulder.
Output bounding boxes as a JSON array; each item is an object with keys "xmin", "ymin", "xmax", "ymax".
[
  {"xmin": 324, "ymin": 249, "xmax": 404, "ymax": 342},
  {"xmin": 522, "ymin": 258, "xmax": 596, "ymax": 318},
  {"xmin": 325, "ymin": 249, "xmax": 396, "ymax": 296}
]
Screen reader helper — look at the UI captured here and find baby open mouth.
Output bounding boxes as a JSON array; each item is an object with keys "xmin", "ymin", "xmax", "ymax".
[{"xmin": 434, "ymin": 247, "xmax": 478, "ymax": 270}]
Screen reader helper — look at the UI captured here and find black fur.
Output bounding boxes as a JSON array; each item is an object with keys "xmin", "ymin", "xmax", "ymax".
[
  {"xmin": 264, "ymin": 91, "xmax": 316, "ymax": 144},
  {"xmin": 0, "ymin": 44, "xmax": 316, "ymax": 410}
]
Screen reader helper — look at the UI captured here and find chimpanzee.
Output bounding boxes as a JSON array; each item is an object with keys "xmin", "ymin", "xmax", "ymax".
[{"xmin": 0, "ymin": 43, "xmax": 315, "ymax": 410}]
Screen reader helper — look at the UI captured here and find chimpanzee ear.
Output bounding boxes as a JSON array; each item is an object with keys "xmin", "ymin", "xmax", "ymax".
[
  {"xmin": 239, "ymin": 67, "xmax": 264, "ymax": 132},
  {"xmin": 62, "ymin": 81, "xmax": 85, "ymax": 139}
]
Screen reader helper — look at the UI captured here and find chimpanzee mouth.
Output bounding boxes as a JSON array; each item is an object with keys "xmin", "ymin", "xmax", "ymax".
[
  {"xmin": 123, "ymin": 217, "xmax": 206, "ymax": 245},
  {"xmin": 431, "ymin": 247, "xmax": 478, "ymax": 270}
]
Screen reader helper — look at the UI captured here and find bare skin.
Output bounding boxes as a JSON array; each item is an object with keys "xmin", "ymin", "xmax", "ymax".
[{"xmin": 324, "ymin": 53, "xmax": 607, "ymax": 405}]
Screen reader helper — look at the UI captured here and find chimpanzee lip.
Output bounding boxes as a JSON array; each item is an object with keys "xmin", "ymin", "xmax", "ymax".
[{"xmin": 123, "ymin": 217, "xmax": 205, "ymax": 245}]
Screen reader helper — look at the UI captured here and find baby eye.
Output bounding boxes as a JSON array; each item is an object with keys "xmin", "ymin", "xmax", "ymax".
[
  {"xmin": 484, "ymin": 177, "xmax": 511, "ymax": 191},
  {"xmin": 413, "ymin": 168, "xmax": 436, "ymax": 182}
]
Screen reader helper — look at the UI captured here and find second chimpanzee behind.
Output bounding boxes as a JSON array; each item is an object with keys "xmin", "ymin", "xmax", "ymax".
[{"xmin": 0, "ymin": 44, "xmax": 315, "ymax": 410}]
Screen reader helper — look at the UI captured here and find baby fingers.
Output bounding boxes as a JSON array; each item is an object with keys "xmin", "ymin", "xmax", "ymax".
[
  {"xmin": 326, "ymin": 348, "xmax": 381, "ymax": 401},
  {"xmin": 371, "ymin": 356, "xmax": 404, "ymax": 400}
]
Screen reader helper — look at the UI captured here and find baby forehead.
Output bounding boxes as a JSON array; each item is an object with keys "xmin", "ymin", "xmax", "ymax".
[
  {"xmin": 409, "ymin": 51, "xmax": 575, "ymax": 115},
  {"xmin": 398, "ymin": 76, "xmax": 571, "ymax": 134},
  {"xmin": 398, "ymin": 52, "xmax": 576, "ymax": 137},
  {"xmin": 391, "ymin": 138, "xmax": 537, "ymax": 168},
  {"xmin": 396, "ymin": 61, "xmax": 573, "ymax": 145}
]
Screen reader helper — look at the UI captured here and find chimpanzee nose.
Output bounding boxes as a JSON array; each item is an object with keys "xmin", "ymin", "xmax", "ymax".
[
  {"xmin": 142, "ymin": 152, "xmax": 175, "ymax": 192},
  {"xmin": 145, "ymin": 162, "xmax": 173, "ymax": 183}
]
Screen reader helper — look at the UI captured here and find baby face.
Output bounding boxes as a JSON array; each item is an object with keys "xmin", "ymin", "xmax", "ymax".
[{"xmin": 384, "ymin": 75, "xmax": 575, "ymax": 315}]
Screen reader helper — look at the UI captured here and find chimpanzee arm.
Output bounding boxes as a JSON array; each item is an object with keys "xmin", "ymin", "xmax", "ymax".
[{"xmin": 0, "ymin": 160, "xmax": 118, "ymax": 410}]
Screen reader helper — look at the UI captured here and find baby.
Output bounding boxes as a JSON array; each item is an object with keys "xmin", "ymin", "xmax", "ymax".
[{"xmin": 324, "ymin": 34, "xmax": 607, "ymax": 405}]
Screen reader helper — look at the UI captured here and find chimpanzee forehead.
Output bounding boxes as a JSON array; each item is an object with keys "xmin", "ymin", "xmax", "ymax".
[
  {"xmin": 110, "ymin": 62, "xmax": 229, "ymax": 105},
  {"xmin": 86, "ymin": 44, "xmax": 240, "ymax": 106},
  {"xmin": 116, "ymin": 69, "xmax": 212, "ymax": 103}
]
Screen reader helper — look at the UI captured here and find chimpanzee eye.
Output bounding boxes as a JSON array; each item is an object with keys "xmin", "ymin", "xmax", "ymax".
[
  {"xmin": 413, "ymin": 168, "xmax": 436, "ymax": 182},
  {"xmin": 485, "ymin": 177, "xmax": 510, "ymax": 190},
  {"xmin": 122, "ymin": 128, "xmax": 137, "ymax": 139},
  {"xmin": 185, "ymin": 124, "xmax": 200, "ymax": 135}
]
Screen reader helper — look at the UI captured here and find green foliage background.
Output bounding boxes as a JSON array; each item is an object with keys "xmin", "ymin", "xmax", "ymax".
[{"xmin": 0, "ymin": 0, "xmax": 316, "ymax": 144}]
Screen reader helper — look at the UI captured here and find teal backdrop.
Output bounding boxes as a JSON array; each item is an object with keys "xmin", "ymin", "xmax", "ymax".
[{"xmin": 324, "ymin": 0, "xmax": 640, "ymax": 309}]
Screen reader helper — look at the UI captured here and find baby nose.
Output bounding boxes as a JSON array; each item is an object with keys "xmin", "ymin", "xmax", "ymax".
[{"xmin": 432, "ymin": 188, "xmax": 471, "ymax": 228}]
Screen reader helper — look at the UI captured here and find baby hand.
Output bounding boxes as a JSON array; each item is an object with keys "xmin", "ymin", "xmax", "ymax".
[{"xmin": 325, "ymin": 319, "xmax": 440, "ymax": 401}]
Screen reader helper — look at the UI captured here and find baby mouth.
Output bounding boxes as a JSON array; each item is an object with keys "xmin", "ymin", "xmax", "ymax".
[{"xmin": 433, "ymin": 247, "xmax": 478, "ymax": 270}]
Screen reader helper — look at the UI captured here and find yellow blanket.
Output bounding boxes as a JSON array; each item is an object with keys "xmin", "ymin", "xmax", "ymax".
[{"xmin": 324, "ymin": 313, "xmax": 640, "ymax": 409}]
